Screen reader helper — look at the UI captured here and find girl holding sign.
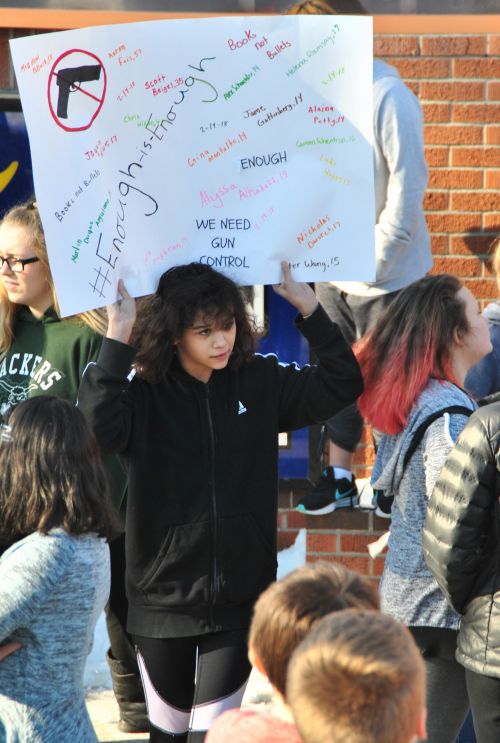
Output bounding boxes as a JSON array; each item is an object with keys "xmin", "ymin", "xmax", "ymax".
[
  {"xmin": 77, "ymin": 261, "xmax": 363, "ymax": 742},
  {"xmin": 0, "ymin": 200, "xmax": 147, "ymax": 734}
]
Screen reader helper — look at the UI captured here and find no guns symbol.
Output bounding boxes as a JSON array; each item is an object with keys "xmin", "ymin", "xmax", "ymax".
[{"xmin": 48, "ymin": 49, "xmax": 107, "ymax": 132}]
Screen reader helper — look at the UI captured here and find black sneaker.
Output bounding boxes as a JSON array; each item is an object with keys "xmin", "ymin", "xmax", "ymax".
[
  {"xmin": 373, "ymin": 489, "xmax": 393, "ymax": 519},
  {"xmin": 297, "ymin": 467, "xmax": 359, "ymax": 515}
]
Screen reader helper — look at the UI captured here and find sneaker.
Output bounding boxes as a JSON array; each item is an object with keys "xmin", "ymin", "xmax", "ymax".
[
  {"xmin": 297, "ymin": 467, "xmax": 359, "ymax": 515},
  {"xmin": 373, "ymin": 489, "xmax": 393, "ymax": 520}
]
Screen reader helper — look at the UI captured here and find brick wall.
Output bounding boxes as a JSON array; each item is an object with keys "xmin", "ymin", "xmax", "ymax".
[{"xmin": 1, "ymin": 21, "xmax": 499, "ymax": 577}]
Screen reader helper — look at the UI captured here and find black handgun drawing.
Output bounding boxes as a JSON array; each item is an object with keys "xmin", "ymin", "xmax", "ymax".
[{"xmin": 56, "ymin": 64, "xmax": 102, "ymax": 119}]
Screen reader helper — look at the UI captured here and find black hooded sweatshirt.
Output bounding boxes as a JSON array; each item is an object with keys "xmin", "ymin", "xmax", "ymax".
[{"xmin": 78, "ymin": 304, "xmax": 363, "ymax": 638}]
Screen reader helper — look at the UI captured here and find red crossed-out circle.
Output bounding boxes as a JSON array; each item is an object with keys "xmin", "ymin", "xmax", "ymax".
[{"xmin": 48, "ymin": 49, "xmax": 107, "ymax": 132}]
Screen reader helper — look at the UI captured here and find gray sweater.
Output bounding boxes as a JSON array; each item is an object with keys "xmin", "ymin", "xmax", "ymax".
[
  {"xmin": 371, "ymin": 380, "xmax": 476, "ymax": 628},
  {"xmin": 0, "ymin": 529, "xmax": 110, "ymax": 743},
  {"xmin": 333, "ymin": 60, "xmax": 431, "ymax": 297}
]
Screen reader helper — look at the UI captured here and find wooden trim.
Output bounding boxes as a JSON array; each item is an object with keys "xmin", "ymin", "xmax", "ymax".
[{"xmin": 1, "ymin": 9, "xmax": 500, "ymax": 33}]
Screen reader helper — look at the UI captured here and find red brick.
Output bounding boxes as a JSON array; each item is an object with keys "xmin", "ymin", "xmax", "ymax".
[
  {"xmin": 392, "ymin": 58, "xmax": 451, "ymax": 79},
  {"xmin": 426, "ymin": 213, "xmax": 481, "ymax": 233},
  {"xmin": 372, "ymin": 557, "xmax": 386, "ymax": 576},
  {"xmin": 421, "ymin": 81, "xmax": 485, "ymax": 102},
  {"xmin": 307, "ymin": 533, "xmax": 337, "ymax": 553},
  {"xmin": 488, "ymin": 82, "xmax": 500, "ymax": 101},
  {"xmin": 352, "ymin": 466, "xmax": 372, "ymax": 480},
  {"xmin": 277, "ymin": 530, "xmax": 299, "ymax": 551},
  {"xmin": 405, "ymin": 80, "xmax": 419, "ymax": 97},
  {"xmin": 455, "ymin": 59, "xmax": 500, "ymax": 79},
  {"xmin": 421, "ymin": 36, "xmax": 486, "ymax": 56},
  {"xmin": 488, "ymin": 35, "xmax": 500, "ymax": 55},
  {"xmin": 452, "ymin": 192, "xmax": 500, "ymax": 211},
  {"xmin": 452, "ymin": 104, "xmax": 500, "ymax": 124},
  {"xmin": 334, "ymin": 555, "xmax": 371, "ymax": 576},
  {"xmin": 424, "ymin": 126, "xmax": 482, "ymax": 146},
  {"xmin": 352, "ymin": 445, "xmax": 375, "ymax": 466},
  {"xmin": 374, "ymin": 35, "xmax": 419, "ymax": 57},
  {"xmin": 425, "ymin": 147, "xmax": 449, "ymax": 167},
  {"xmin": 359, "ymin": 425, "xmax": 373, "ymax": 444},
  {"xmin": 286, "ymin": 510, "xmax": 307, "ymax": 529},
  {"xmin": 424, "ymin": 191, "xmax": 449, "ymax": 210},
  {"xmin": 451, "ymin": 234, "xmax": 497, "ymax": 255},
  {"xmin": 486, "ymin": 127, "xmax": 500, "ymax": 145},
  {"xmin": 422, "ymin": 103, "xmax": 451, "ymax": 123},
  {"xmin": 340, "ymin": 534, "xmax": 374, "ymax": 553},
  {"xmin": 451, "ymin": 148, "xmax": 500, "ymax": 167},
  {"xmin": 486, "ymin": 171, "xmax": 500, "ymax": 189},
  {"xmin": 428, "ymin": 169, "xmax": 483, "ymax": 189},
  {"xmin": 464, "ymin": 279, "xmax": 498, "ymax": 300},
  {"xmin": 431, "ymin": 235, "xmax": 449, "ymax": 255},
  {"xmin": 484, "ymin": 215, "xmax": 500, "ymax": 230},
  {"xmin": 432, "ymin": 256, "xmax": 482, "ymax": 277}
]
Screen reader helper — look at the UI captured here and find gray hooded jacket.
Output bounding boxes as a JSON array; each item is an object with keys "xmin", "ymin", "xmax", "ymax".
[{"xmin": 372, "ymin": 379, "xmax": 476, "ymax": 628}]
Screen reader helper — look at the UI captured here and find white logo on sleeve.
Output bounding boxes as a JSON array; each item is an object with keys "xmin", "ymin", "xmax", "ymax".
[{"xmin": 238, "ymin": 400, "xmax": 247, "ymax": 415}]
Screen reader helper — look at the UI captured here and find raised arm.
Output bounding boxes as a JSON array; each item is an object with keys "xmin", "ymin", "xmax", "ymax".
[
  {"xmin": 269, "ymin": 263, "xmax": 363, "ymax": 431},
  {"xmin": 77, "ymin": 280, "xmax": 137, "ymax": 454}
]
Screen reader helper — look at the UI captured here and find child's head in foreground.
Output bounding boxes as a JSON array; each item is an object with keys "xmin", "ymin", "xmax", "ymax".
[
  {"xmin": 286, "ymin": 609, "xmax": 427, "ymax": 743},
  {"xmin": 248, "ymin": 561, "xmax": 379, "ymax": 698}
]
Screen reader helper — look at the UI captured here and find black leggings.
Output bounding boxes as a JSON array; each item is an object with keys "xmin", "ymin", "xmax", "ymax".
[
  {"xmin": 134, "ymin": 629, "xmax": 251, "ymax": 743},
  {"xmin": 410, "ymin": 626, "xmax": 470, "ymax": 743},
  {"xmin": 465, "ymin": 668, "xmax": 500, "ymax": 743}
]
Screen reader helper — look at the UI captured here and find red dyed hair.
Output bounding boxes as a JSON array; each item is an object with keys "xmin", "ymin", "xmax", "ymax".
[{"xmin": 355, "ymin": 274, "xmax": 469, "ymax": 435}]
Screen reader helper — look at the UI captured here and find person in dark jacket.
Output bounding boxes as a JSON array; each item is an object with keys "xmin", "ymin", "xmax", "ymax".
[
  {"xmin": 465, "ymin": 236, "xmax": 500, "ymax": 399},
  {"xmin": 77, "ymin": 261, "xmax": 363, "ymax": 743},
  {"xmin": 423, "ymin": 401, "xmax": 500, "ymax": 743}
]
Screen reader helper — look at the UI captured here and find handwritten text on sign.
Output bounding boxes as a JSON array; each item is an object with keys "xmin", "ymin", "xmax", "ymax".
[{"xmin": 10, "ymin": 16, "xmax": 374, "ymax": 316}]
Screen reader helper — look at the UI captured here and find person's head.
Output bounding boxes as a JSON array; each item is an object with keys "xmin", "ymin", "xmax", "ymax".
[
  {"xmin": 0, "ymin": 200, "xmax": 54, "ymax": 322},
  {"xmin": 0, "ymin": 396, "xmax": 119, "ymax": 543},
  {"xmin": 131, "ymin": 262, "xmax": 256, "ymax": 383},
  {"xmin": 286, "ymin": 609, "xmax": 426, "ymax": 743},
  {"xmin": 0, "ymin": 199, "xmax": 106, "ymax": 353},
  {"xmin": 248, "ymin": 561, "xmax": 379, "ymax": 698},
  {"xmin": 355, "ymin": 274, "xmax": 492, "ymax": 434},
  {"xmin": 284, "ymin": 0, "xmax": 366, "ymax": 14}
]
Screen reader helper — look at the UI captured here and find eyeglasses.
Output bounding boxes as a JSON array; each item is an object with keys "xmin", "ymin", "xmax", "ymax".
[{"xmin": 0, "ymin": 256, "xmax": 40, "ymax": 273}]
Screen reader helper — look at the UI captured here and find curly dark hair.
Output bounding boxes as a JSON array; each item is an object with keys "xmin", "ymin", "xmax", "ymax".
[
  {"xmin": 0, "ymin": 396, "xmax": 120, "ymax": 543},
  {"xmin": 131, "ymin": 263, "xmax": 257, "ymax": 383}
]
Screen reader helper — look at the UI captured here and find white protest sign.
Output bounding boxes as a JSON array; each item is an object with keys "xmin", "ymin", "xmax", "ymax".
[{"xmin": 10, "ymin": 15, "xmax": 374, "ymax": 317}]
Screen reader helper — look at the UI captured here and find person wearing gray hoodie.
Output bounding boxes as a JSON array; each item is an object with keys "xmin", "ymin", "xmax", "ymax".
[
  {"xmin": 291, "ymin": 1, "xmax": 432, "ymax": 515},
  {"xmin": 355, "ymin": 274, "xmax": 492, "ymax": 743}
]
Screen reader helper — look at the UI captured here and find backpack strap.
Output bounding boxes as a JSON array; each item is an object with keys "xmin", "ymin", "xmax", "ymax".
[{"xmin": 402, "ymin": 405, "xmax": 474, "ymax": 471}]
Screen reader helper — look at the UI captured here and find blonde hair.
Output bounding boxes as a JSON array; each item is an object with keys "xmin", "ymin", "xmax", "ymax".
[
  {"xmin": 0, "ymin": 200, "xmax": 106, "ymax": 352},
  {"xmin": 248, "ymin": 561, "xmax": 379, "ymax": 696},
  {"xmin": 287, "ymin": 610, "xmax": 425, "ymax": 743},
  {"xmin": 284, "ymin": 0, "xmax": 366, "ymax": 13}
]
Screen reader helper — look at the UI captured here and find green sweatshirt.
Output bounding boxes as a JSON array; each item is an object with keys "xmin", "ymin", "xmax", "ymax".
[
  {"xmin": 0, "ymin": 305, "xmax": 126, "ymax": 515},
  {"xmin": 0, "ymin": 306, "xmax": 101, "ymax": 418}
]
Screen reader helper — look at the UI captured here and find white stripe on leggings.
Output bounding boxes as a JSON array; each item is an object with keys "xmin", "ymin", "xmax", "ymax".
[
  {"xmin": 189, "ymin": 680, "xmax": 247, "ymax": 732},
  {"xmin": 137, "ymin": 650, "xmax": 191, "ymax": 735}
]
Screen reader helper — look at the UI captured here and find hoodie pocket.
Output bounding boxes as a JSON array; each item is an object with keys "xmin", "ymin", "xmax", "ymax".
[
  {"xmin": 218, "ymin": 514, "xmax": 277, "ymax": 605},
  {"xmin": 137, "ymin": 521, "xmax": 211, "ymax": 607}
]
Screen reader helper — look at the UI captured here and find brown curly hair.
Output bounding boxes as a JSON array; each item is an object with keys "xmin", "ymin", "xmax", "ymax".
[{"xmin": 131, "ymin": 263, "xmax": 257, "ymax": 383}]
